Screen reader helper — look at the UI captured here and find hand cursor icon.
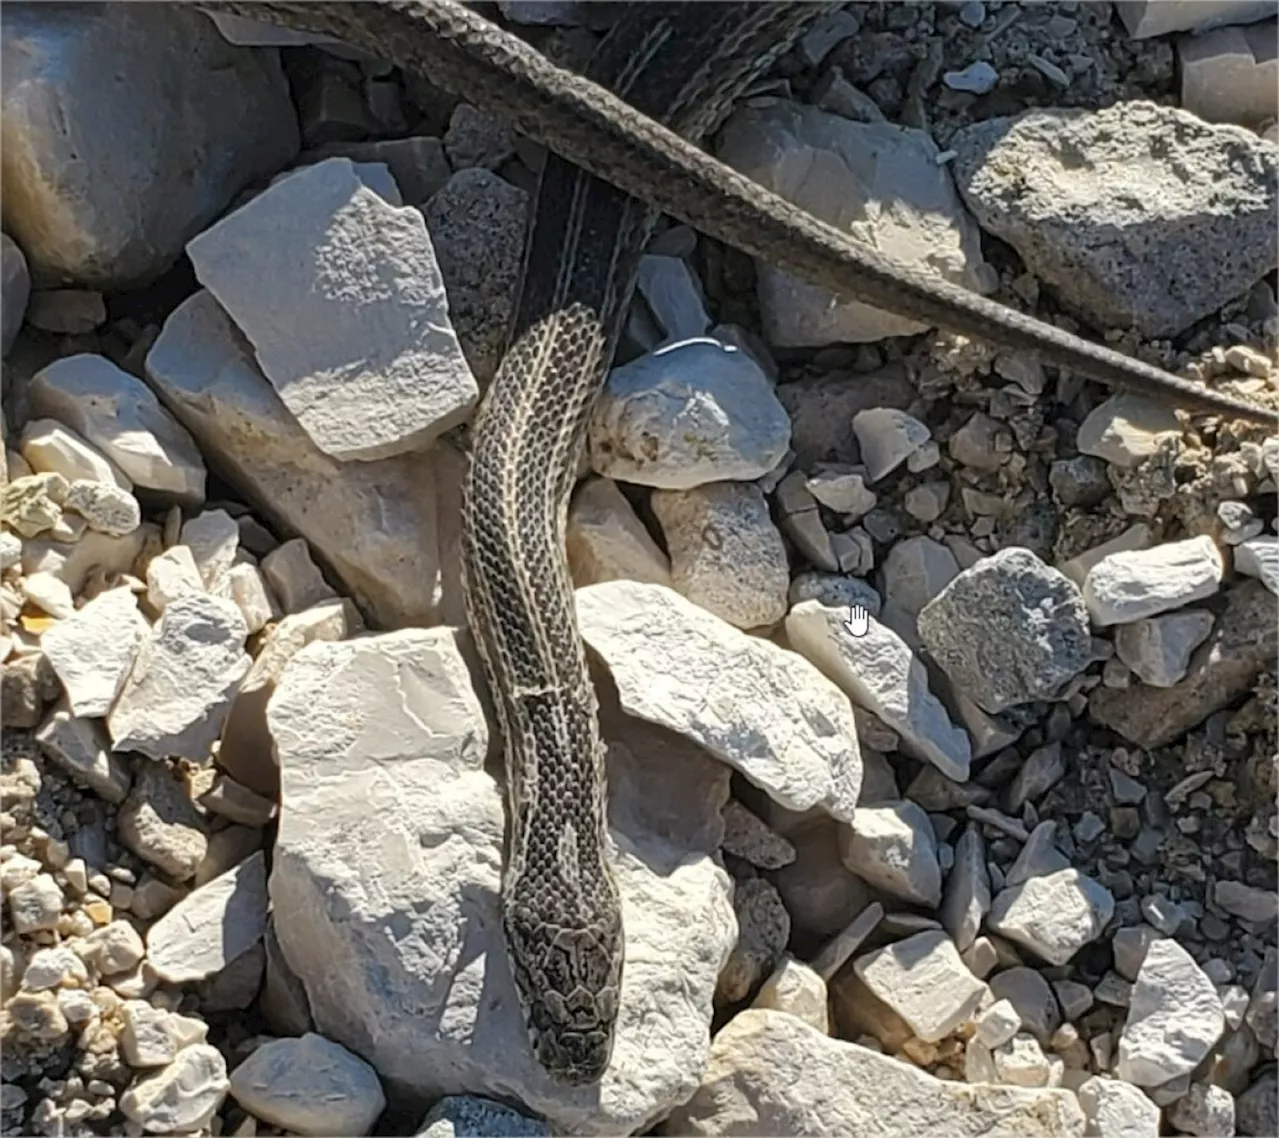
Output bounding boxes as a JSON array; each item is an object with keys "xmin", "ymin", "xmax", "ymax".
[{"xmin": 844, "ymin": 604, "xmax": 870, "ymax": 637}]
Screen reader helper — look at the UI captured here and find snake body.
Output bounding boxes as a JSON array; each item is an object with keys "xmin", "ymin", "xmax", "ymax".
[
  {"xmin": 205, "ymin": 0, "xmax": 1278, "ymax": 1086},
  {"xmin": 459, "ymin": 4, "xmax": 840, "ymax": 1084}
]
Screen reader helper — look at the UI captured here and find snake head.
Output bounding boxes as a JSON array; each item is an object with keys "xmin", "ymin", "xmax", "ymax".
[{"xmin": 503, "ymin": 890, "xmax": 624, "ymax": 1086}]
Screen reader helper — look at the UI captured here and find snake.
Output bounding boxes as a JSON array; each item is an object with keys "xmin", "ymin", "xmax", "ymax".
[{"xmin": 206, "ymin": 0, "xmax": 1280, "ymax": 1086}]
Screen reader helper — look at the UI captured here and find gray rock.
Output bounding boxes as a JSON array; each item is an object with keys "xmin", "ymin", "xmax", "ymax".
[
  {"xmin": 1, "ymin": 234, "xmax": 30, "ymax": 356},
  {"xmin": 229, "ymin": 1033, "xmax": 386, "ymax": 1136},
  {"xmin": 416, "ymin": 1096, "xmax": 549, "ymax": 1138},
  {"xmin": 917, "ymin": 548, "xmax": 1092, "ymax": 714},
  {"xmin": 117, "ymin": 761, "xmax": 208, "ymax": 882},
  {"xmin": 988, "ymin": 967, "xmax": 1061, "ymax": 1046},
  {"xmin": 148, "ymin": 852, "xmax": 268, "ymax": 984},
  {"xmin": 939, "ymin": 822, "xmax": 990, "ymax": 952},
  {"xmin": 35, "ymin": 707, "xmax": 132, "ymax": 804},
  {"xmin": 1235, "ymin": 1072, "xmax": 1278, "ymax": 1138},
  {"xmin": 950, "ymin": 102, "xmax": 1277, "ymax": 337},
  {"xmin": 1089, "ymin": 581, "xmax": 1277, "ymax": 747},
  {"xmin": 2, "ymin": 2, "xmax": 297, "ymax": 289},
  {"xmin": 651, "ymin": 482, "xmax": 788, "ymax": 630},
  {"xmin": 1114, "ymin": 610, "xmax": 1215, "ymax": 688},
  {"xmin": 424, "ymin": 168, "xmax": 528, "ymax": 384}
]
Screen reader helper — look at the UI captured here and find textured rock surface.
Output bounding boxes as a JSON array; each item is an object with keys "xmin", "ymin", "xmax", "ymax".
[
  {"xmin": 1115, "ymin": 940, "xmax": 1225, "ymax": 1086},
  {"xmin": 187, "ymin": 158, "xmax": 477, "ymax": 461},
  {"xmin": 267, "ymin": 627, "xmax": 737, "ymax": 1133},
  {"xmin": 577, "ymin": 581, "xmax": 863, "ymax": 822},
  {"xmin": 950, "ymin": 102, "xmax": 1277, "ymax": 336},
  {"xmin": 588, "ymin": 338, "xmax": 790, "ymax": 489},
  {"xmin": 917, "ymin": 548, "xmax": 1092, "ymax": 714},
  {"xmin": 664, "ymin": 1010, "xmax": 1086, "ymax": 1136}
]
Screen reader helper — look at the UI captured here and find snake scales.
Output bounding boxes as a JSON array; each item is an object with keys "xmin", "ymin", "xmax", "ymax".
[{"xmin": 207, "ymin": 0, "xmax": 1279, "ymax": 1086}]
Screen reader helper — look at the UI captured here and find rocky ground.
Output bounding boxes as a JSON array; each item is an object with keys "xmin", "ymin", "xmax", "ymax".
[{"xmin": 0, "ymin": 1, "xmax": 1277, "ymax": 1135}]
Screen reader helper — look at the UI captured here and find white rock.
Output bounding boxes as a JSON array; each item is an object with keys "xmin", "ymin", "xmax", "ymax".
[
  {"xmin": 266, "ymin": 626, "xmax": 739, "ymax": 1134},
  {"xmin": 588, "ymin": 338, "xmax": 790, "ymax": 489},
  {"xmin": 0, "ymin": 532, "xmax": 20, "ymax": 571},
  {"xmin": 1075, "ymin": 1075, "xmax": 1161, "ymax": 1138},
  {"xmin": 187, "ymin": 158, "xmax": 477, "ymax": 461},
  {"xmin": 852, "ymin": 408, "xmax": 933, "ymax": 482},
  {"xmin": 1115, "ymin": 939, "xmax": 1224, "ymax": 1086},
  {"xmin": 577, "ymin": 581, "xmax": 862, "ymax": 822},
  {"xmin": 228, "ymin": 1033, "xmax": 386, "ymax": 1136},
  {"xmin": 752, "ymin": 957, "xmax": 829, "ymax": 1034},
  {"xmin": 1058, "ymin": 524, "xmax": 1153, "ymax": 588},
  {"xmin": 63, "ymin": 479, "xmax": 141, "ymax": 536},
  {"xmin": 22, "ymin": 570, "xmax": 75, "ymax": 618},
  {"xmin": 147, "ymin": 851, "xmax": 267, "ymax": 983},
  {"xmin": 1166, "ymin": 1081, "xmax": 1235, "ymax": 1137},
  {"xmin": 20, "ymin": 945, "xmax": 89, "ymax": 991},
  {"xmin": 716, "ymin": 101, "xmax": 987, "ymax": 347},
  {"xmin": 854, "ymin": 930, "xmax": 989, "ymax": 1042},
  {"xmin": 121, "ymin": 1000, "xmax": 183, "ymax": 1067},
  {"xmin": 28, "ymin": 354, "xmax": 205, "ymax": 500},
  {"xmin": 664, "ymin": 1010, "xmax": 1087, "ymax": 1136},
  {"xmin": 108, "ymin": 592, "xmax": 251, "ymax": 760},
  {"xmin": 1113, "ymin": 610, "xmax": 1214, "ymax": 687},
  {"xmin": 1235, "ymin": 535, "xmax": 1278, "ymax": 595},
  {"xmin": 180, "ymin": 509, "xmax": 240, "ymax": 590},
  {"xmin": 41, "ymin": 586, "xmax": 149, "ymax": 716},
  {"xmin": 1076, "ymin": 394, "xmax": 1181, "ymax": 468},
  {"xmin": 19, "ymin": 419, "xmax": 132, "ymax": 489},
  {"xmin": 988, "ymin": 869, "xmax": 1115, "ymax": 966},
  {"xmin": 838, "ymin": 800, "xmax": 941, "ymax": 907},
  {"xmin": 119, "ymin": 1044, "xmax": 229, "ymax": 1134},
  {"xmin": 651, "ymin": 481, "xmax": 788, "ymax": 629},
  {"xmin": 217, "ymin": 599, "xmax": 359, "ymax": 796},
  {"xmin": 225, "ymin": 562, "xmax": 278, "ymax": 633},
  {"xmin": 1083, "ymin": 537, "xmax": 1224, "ymax": 626},
  {"xmin": 145, "ymin": 289, "xmax": 441, "ymax": 628},
  {"xmin": 784, "ymin": 600, "xmax": 971, "ymax": 781},
  {"xmin": 146, "ymin": 546, "xmax": 206, "ymax": 612},
  {"xmin": 993, "ymin": 1033, "xmax": 1058, "ymax": 1087},
  {"xmin": 975, "ymin": 999, "xmax": 1022, "ymax": 1048},
  {"xmin": 84, "ymin": 919, "xmax": 147, "ymax": 976},
  {"xmin": 565, "ymin": 477, "xmax": 671, "ymax": 588}
]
